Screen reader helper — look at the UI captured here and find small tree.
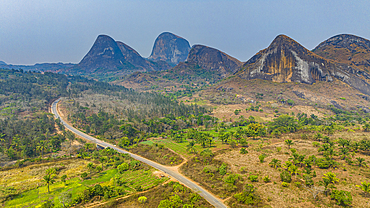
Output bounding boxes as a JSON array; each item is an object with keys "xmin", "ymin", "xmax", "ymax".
[
  {"xmin": 118, "ymin": 163, "xmax": 129, "ymax": 174},
  {"xmin": 61, "ymin": 175, "xmax": 67, "ymax": 185},
  {"xmin": 356, "ymin": 157, "xmax": 367, "ymax": 167},
  {"xmin": 258, "ymin": 154, "xmax": 267, "ymax": 163},
  {"xmin": 320, "ymin": 172, "xmax": 339, "ymax": 195},
  {"xmin": 138, "ymin": 196, "xmax": 147, "ymax": 204},
  {"xmin": 269, "ymin": 158, "xmax": 281, "ymax": 169},
  {"xmin": 240, "ymin": 148, "xmax": 248, "ymax": 154},
  {"xmin": 285, "ymin": 139, "xmax": 294, "ymax": 149},
  {"xmin": 43, "ymin": 168, "xmax": 56, "ymax": 193},
  {"xmin": 357, "ymin": 181, "xmax": 370, "ymax": 197},
  {"xmin": 331, "ymin": 190, "xmax": 352, "ymax": 206}
]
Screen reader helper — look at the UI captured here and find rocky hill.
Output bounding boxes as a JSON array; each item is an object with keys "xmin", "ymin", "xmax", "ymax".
[
  {"xmin": 148, "ymin": 32, "xmax": 191, "ymax": 65},
  {"xmin": 237, "ymin": 34, "xmax": 370, "ymax": 95},
  {"xmin": 187, "ymin": 45, "xmax": 243, "ymax": 77},
  {"xmin": 72, "ymin": 35, "xmax": 171, "ymax": 75},
  {"xmin": 75, "ymin": 35, "xmax": 133, "ymax": 73},
  {"xmin": 313, "ymin": 34, "xmax": 370, "ymax": 72}
]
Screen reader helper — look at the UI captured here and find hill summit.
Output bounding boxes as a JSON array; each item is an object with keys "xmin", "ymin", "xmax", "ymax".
[
  {"xmin": 238, "ymin": 34, "xmax": 370, "ymax": 95},
  {"xmin": 148, "ymin": 32, "xmax": 191, "ymax": 65},
  {"xmin": 313, "ymin": 34, "xmax": 370, "ymax": 72}
]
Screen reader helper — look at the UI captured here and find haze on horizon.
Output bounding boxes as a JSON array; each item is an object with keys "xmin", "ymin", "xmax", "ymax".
[{"xmin": 0, "ymin": 0, "xmax": 369, "ymax": 65}]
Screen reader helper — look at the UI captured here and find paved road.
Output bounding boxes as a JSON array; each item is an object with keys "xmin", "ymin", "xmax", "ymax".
[{"xmin": 51, "ymin": 98, "xmax": 227, "ymax": 208}]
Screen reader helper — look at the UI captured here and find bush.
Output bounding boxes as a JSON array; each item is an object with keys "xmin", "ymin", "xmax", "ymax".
[
  {"xmin": 259, "ymin": 154, "xmax": 267, "ymax": 163},
  {"xmin": 117, "ymin": 163, "xmax": 129, "ymax": 173},
  {"xmin": 331, "ymin": 190, "xmax": 352, "ymax": 206},
  {"xmin": 219, "ymin": 163, "xmax": 227, "ymax": 175},
  {"xmin": 248, "ymin": 175, "xmax": 259, "ymax": 182},
  {"xmin": 263, "ymin": 176, "xmax": 271, "ymax": 183},
  {"xmin": 282, "ymin": 182, "xmax": 289, "ymax": 187},
  {"xmin": 240, "ymin": 148, "xmax": 248, "ymax": 154},
  {"xmin": 280, "ymin": 171, "xmax": 291, "ymax": 183},
  {"xmin": 138, "ymin": 196, "xmax": 147, "ymax": 203}
]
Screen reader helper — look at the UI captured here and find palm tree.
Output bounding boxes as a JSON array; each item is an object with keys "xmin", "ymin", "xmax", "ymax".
[
  {"xmin": 269, "ymin": 158, "xmax": 281, "ymax": 169},
  {"xmin": 357, "ymin": 157, "xmax": 367, "ymax": 167},
  {"xmin": 43, "ymin": 168, "xmax": 56, "ymax": 193},
  {"xmin": 285, "ymin": 139, "xmax": 294, "ymax": 149},
  {"xmin": 186, "ymin": 141, "xmax": 197, "ymax": 154},
  {"xmin": 321, "ymin": 172, "xmax": 339, "ymax": 195},
  {"xmin": 87, "ymin": 162, "xmax": 95, "ymax": 173},
  {"xmin": 357, "ymin": 181, "xmax": 370, "ymax": 197}
]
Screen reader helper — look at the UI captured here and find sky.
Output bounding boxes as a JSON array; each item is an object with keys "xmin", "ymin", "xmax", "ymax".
[{"xmin": 0, "ymin": 0, "xmax": 370, "ymax": 65}]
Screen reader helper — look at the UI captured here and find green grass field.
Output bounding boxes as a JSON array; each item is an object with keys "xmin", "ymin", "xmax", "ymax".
[{"xmin": 5, "ymin": 168, "xmax": 167, "ymax": 208}]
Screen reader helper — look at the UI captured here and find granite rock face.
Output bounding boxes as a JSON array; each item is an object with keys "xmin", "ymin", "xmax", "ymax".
[
  {"xmin": 187, "ymin": 45, "xmax": 243, "ymax": 77},
  {"xmin": 77, "ymin": 35, "xmax": 132, "ymax": 73},
  {"xmin": 313, "ymin": 34, "xmax": 370, "ymax": 72},
  {"xmin": 76, "ymin": 35, "xmax": 170, "ymax": 73},
  {"xmin": 238, "ymin": 35, "xmax": 370, "ymax": 95},
  {"xmin": 148, "ymin": 32, "xmax": 191, "ymax": 65}
]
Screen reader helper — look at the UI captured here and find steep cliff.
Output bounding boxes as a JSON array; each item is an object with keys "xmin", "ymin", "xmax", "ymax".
[
  {"xmin": 313, "ymin": 34, "xmax": 370, "ymax": 72},
  {"xmin": 238, "ymin": 34, "xmax": 370, "ymax": 95},
  {"xmin": 148, "ymin": 32, "xmax": 191, "ymax": 65}
]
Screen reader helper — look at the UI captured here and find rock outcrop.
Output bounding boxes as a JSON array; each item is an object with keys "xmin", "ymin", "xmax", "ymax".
[
  {"xmin": 148, "ymin": 32, "xmax": 191, "ymax": 65},
  {"xmin": 187, "ymin": 45, "xmax": 243, "ymax": 77},
  {"xmin": 237, "ymin": 34, "xmax": 370, "ymax": 95},
  {"xmin": 313, "ymin": 34, "xmax": 370, "ymax": 72},
  {"xmin": 75, "ymin": 35, "xmax": 170, "ymax": 73},
  {"xmin": 77, "ymin": 35, "xmax": 133, "ymax": 73}
]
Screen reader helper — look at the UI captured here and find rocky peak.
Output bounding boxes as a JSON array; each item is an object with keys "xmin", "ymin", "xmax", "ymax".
[
  {"xmin": 77, "ymin": 35, "xmax": 130, "ymax": 72},
  {"xmin": 313, "ymin": 34, "xmax": 370, "ymax": 72},
  {"xmin": 238, "ymin": 34, "xmax": 370, "ymax": 95},
  {"xmin": 187, "ymin": 45, "xmax": 242, "ymax": 76},
  {"xmin": 148, "ymin": 32, "xmax": 191, "ymax": 65}
]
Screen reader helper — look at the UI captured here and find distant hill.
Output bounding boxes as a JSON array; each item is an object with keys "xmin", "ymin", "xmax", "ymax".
[
  {"xmin": 0, "ymin": 62, "xmax": 75, "ymax": 72},
  {"xmin": 0, "ymin": 61, "xmax": 6, "ymax": 65},
  {"xmin": 148, "ymin": 32, "xmax": 191, "ymax": 65},
  {"xmin": 237, "ymin": 34, "xmax": 370, "ymax": 95},
  {"xmin": 71, "ymin": 34, "xmax": 171, "ymax": 75},
  {"xmin": 313, "ymin": 34, "xmax": 370, "ymax": 72},
  {"xmin": 118, "ymin": 44, "xmax": 243, "ymax": 89}
]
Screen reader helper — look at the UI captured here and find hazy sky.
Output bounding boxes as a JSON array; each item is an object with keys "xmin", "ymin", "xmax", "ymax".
[{"xmin": 1, "ymin": 0, "xmax": 369, "ymax": 65}]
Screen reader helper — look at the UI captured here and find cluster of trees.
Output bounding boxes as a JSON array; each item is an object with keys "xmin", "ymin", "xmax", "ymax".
[
  {"xmin": 40, "ymin": 147, "xmax": 149, "ymax": 207},
  {"xmin": 0, "ymin": 113, "xmax": 66, "ymax": 159}
]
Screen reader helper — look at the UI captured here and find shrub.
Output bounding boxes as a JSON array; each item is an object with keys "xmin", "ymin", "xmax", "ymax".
[
  {"xmin": 282, "ymin": 182, "xmax": 289, "ymax": 187},
  {"xmin": 224, "ymin": 174, "xmax": 240, "ymax": 185},
  {"xmin": 263, "ymin": 176, "xmax": 271, "ymax": 183},
  {"xmin": 219, "ymin": 163, "xmax": 227, "ymax": 175},
  {"xmin": 138, "ymin": 196, "xmax": 147, "ymax": 203},
  {"xmin": 80, "ymin": 172, "xmax": 88, "ymax": 180},
  {"xmin": 248, "ymin": 175, "xmax": 259, "ymax": 182},
  {"xmin": 280, "ymin": 171, "xmax": 291, "ymax": 183},
  {"xmin": 203, "ymin": 165, "xmax": 218, "ymax": 173},
  {"xmin": 240, "ymin": 148, "xmax": 248, "ymax": 154},
  {"xmin": 331, "ymin": 190, "xmax": 352, "ymax": 206},
  {"xmin": 117, "ymin": 163, "xmax": 129, "ymax": 174},
  {"xmin": 259, "ymin": 154, "xmax": 267, "ymax": 163}
]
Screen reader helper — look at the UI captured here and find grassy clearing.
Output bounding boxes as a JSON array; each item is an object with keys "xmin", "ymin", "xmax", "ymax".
[
  {"xmin": 2, "ymin": 155, "xmax": 168, "ymax": 208},
  {"xmin": 127, "ymin": 144, "xmax": 184, "ymax": 166}
]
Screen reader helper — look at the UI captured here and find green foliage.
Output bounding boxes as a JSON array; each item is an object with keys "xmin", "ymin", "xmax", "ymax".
[
  {"xmin": 224, "ymin": 174, "xmax": 240, "ymax": 185},
  {"xmin": 234, "ymin": 184, "xmax": 259, "ymax": 205},
  {"xmin": 117, "ymin": 163, "xmax": 129, "ymax": 174},
  {"xmin": 263, "ymin": 176, "xmax": 271, "ymax": 183},
  {"xmin": 219, "ymin": 163, "xmax": 227, "ymax": 175},
  {"xmin": 258, "ymin": 154, "xmax": 267, "ymax": 163},
  {"xmin": 281, "ymin": 182, "xmax": 289, "ymax": 187},
  {"xmin": 331, "ymin": 190, "xmax": 352, "ymax": 206},
  {"xmin": 280, "ymin": 171, "xmax": 291, "ymax": 183},
  {"xmin": 248, "ymin": 175, "xmax": 259, "ymax": 182},
  {"xmin": 240, "ymin": 148, "xmax": 248, "ymax": 154},
  {"xmin": 138, "ymin": 196, "xmax": 147, "ymax": 204},
  {"xmin": 357, "ymin": 181, "xmax": 370, "ymax": 196}
]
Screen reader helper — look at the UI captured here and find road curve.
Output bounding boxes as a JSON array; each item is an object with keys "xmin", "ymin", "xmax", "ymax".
[{"xmin": 51, "ymin": 98, "xmax": 227, "ymax": 208}]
